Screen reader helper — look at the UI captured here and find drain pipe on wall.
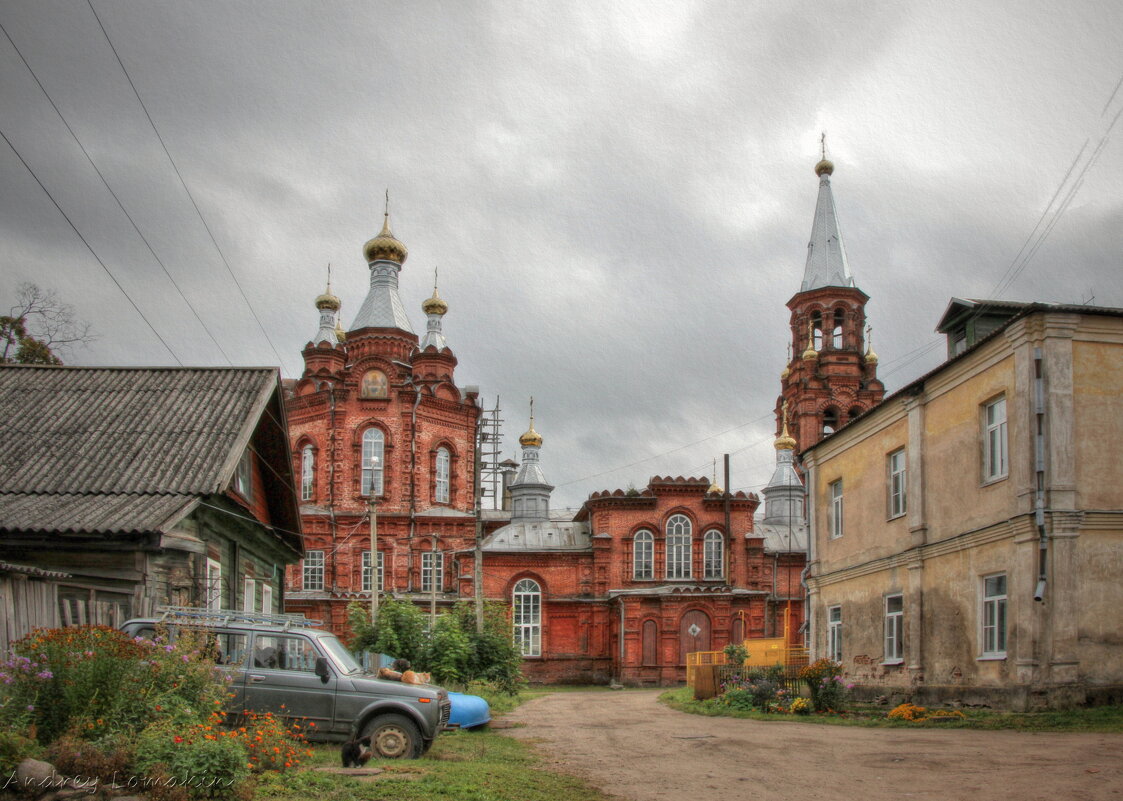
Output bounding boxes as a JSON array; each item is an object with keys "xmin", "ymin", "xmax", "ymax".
[{"xmin": 1033, "ymin": 348, "xmax": 1048, "ymax": 602}]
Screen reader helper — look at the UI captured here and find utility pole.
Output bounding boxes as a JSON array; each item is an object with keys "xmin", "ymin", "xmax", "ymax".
[
  {"xmin": 369, "ymin": 455, "xmax": 379, "ymax": 621},
  {"xmin": 430, "ymin": 536, "xmax": 438, "ymax": 626},
  {"xmin": 474, "ymin": 412, "xmax": 485, "ymax": 633}
]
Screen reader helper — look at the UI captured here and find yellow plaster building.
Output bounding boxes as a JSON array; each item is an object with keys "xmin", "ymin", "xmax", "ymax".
[{"xmin": 803, "ymin": 299, "xmax": 1123, "ymax": 709}]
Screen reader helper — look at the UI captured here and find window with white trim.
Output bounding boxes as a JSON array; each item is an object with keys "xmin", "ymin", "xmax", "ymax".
[
  {"xmin": 982, "ymin": 574, "xmax": 1007, "ymax": 657},
  {"xmin": 633, "ymin": 530, "xmax": 653, "ymax": 580},
  {"xmin": 829, "ymin": 480, "xmax": 844, "ymax": 539},
  {"xmin": 884, "ymin": 594, "xmax": 903, "ymax": 663},
  {"xmin": 243, "ymin": 578, "xmax": 256, "ymax": 613},
  {"xmin": 983, "ymin": 397, "xmax": 1008, "ymax": 482},
  {"xmin": 513, "ymin": 578, "xmax": 541, "ymax": 657},
  {"xmin": 361, "ymin": 550, "xmax": 384, "ymax": 593},
  {"xmin": 666, "ymin": 514, "xmax": 692, "ymax": 579},
  {"xmin": 303, "ymin": 550, "xmax": 324, "ymax": 591},
  {"xmin": 827, "ymin": 605, "xmax": 842, "ymax": 663},
  {"xmin": 261, "ymin": 583, "xmax": 273, "ymax": 614},
  {"xmin": 435, "ymin": 447, "xmax": 450, "ymax": 504},
  {"xmin": 421, "ymin": 551, "xmax": 443, "ymax": 593},
  {"xmin": 703, "ymin": 530, "xmax": 724, "ymax": 580},
  {"xmin": 361, "ymin": 428, "xmax": 385, "ymax": 496},
  {"xmin": 206, "ymin": 558, "xmax": 222, "ymax": 611},
  {"xmin": 888, "ymin": 449, "xmax": 906, "ymax": 518},
  {"xmin": 301, "ymin": 444, "xmax": 314, "ymax": 501}
]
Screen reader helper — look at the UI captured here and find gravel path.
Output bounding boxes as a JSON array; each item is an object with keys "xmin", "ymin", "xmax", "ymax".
[{"xmin": 502, "ymin": 689, "xmax": 1123, "ymax": 801}]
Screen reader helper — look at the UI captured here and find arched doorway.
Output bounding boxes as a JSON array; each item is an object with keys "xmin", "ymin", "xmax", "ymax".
[{"xmin": 679, "ymin": 609, "xmax": 712, "ymax": 664}]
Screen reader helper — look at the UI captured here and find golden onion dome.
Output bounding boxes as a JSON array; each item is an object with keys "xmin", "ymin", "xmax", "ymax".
[
  {"xmin": 334, "ymin": 320, "xmax": 346, "ymax": 344},
  {"xmin": 775, "ymin": 401, "xmax": 797, "ymax": 450},
  {"xmin": 363, "ymin": 215, "xmax": 408, "ymax": 264},
  {"xmin": 708, "ymin": 481, "xmax": 724, "ymax": 495},
  {"xmin": 815, "ymin": 158, "xmax": 834, "ymax": 177},
  {"xmin": 315, "ymin": 290, "xmax": 341, "ymax": 312},
  {"xmin": 802, "ymin": 320, "xmax": 818, "ymax": 361},
  {"xmin": 519, "ymin": 424, "xmax": 543, "ymax": 448},
  {"xmin": 775, "ymin": 429, "xmax": 798, "ymax": 451},
  {"xmin": 864, "ymin": 327, "xmax": 878, "ymax": 364},
  {"xmin": 422, "ymin": 287, "xmax": 448, "ymax": 316},
  {"xmin": 781, "ymin": 363, "xmax": 791, "ymax": 379}
]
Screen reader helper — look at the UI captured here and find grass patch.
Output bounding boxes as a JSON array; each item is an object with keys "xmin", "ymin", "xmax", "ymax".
[
  {"xmin": 660, "ymin": 687, "xmax": 1123, "ymax": 732},
  {"xmin": 254, "ymin": 687, "xmax": 620, "ymax": 801},
  {"xmin": 254, "ymin": 730, "xmax": 613, "ymax": 801}
]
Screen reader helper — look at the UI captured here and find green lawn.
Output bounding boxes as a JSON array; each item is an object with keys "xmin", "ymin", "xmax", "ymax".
[
  {"xmin": 660, "ymin": 687, "xmax": 1123, "ymax": 732},
  {"xmin": 254, "ymin": 689, "xmax": 617, "ymax": 801}
]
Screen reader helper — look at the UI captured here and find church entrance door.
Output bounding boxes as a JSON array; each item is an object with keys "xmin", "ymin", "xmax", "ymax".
[{"xmin": 679, "ymin": 610, "xmax": 711, "ymax": 664}]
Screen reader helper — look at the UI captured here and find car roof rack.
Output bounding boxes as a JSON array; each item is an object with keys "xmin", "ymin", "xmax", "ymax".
[{"xmin": 154, "ymin": 606, "xmax": 323, "ymax": 631}]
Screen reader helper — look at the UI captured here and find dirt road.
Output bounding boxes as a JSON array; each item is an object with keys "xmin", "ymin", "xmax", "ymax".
[{"xmin": 503, "ymin": 690, "xmax": 1123, "ymax": 801}]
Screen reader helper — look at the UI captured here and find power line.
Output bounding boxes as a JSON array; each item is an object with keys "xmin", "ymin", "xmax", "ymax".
[
  {"xmin": 0, "ymin": 126, "xmax": 182, "ymax": 364},
  {"xmin": 85, "ymin": 0, "xmax": 297, "ymax": 376},
  {"xmin": 0, "ymin": 18, "xmax": 234, "ymax": 366}
]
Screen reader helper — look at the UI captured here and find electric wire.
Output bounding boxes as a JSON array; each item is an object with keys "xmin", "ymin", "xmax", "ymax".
[
  {"xmin": 85, "ymin": 0, "xmax": 297, "ymax": 376},
  {"xmin": 0, "ymin": 127, "xmax": 182, "ymax": 364},
  {"xmin": 0, "ymin": 18, "xmax": 234, "ymax": 366}
]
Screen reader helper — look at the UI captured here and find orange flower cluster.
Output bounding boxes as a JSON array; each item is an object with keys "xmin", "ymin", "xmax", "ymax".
[
  {"xmin": 202, "ymin": 709, "xmax": 313, "ymax": 773},
  {"xmin": 887, "ymin": 702, "xmax": 967, "ymax": 722}
]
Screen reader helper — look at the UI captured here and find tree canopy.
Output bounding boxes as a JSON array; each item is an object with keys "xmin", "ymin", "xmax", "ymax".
[{"xmin": 1, "ymin": 283, "xmax": 94, "ymax": 365}]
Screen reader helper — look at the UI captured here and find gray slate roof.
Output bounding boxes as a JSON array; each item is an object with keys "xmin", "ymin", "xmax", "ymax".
[{"xmin": 0, "ymin": 366, "xmax": 284, "ymax": 535}]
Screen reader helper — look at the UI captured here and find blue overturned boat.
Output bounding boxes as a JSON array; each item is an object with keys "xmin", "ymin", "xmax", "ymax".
[{"xmin": 446, "ymin": 691, "xmax": 491, "ymax": 730}]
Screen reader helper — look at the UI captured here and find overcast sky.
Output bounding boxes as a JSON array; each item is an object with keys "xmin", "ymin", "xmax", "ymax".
[{"xmin": 2, "ymin": 1, "xmax": 1121, "ymax": 511}]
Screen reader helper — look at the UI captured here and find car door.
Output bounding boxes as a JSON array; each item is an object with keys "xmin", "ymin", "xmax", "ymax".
[{"xmin": 242, "ymin": 633, "xmax": 336, "ymax": 731}]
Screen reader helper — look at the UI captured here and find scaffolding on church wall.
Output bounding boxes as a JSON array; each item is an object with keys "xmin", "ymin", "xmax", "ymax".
[{"xmin": 477, "ymin": 397, "xmax": 504, "ymax": 510}]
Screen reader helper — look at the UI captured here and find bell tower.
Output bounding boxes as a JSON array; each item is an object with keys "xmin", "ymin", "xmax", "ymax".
[{"xmin": 776, "ymin": 146, "xmax": 884, "ymax": 453}]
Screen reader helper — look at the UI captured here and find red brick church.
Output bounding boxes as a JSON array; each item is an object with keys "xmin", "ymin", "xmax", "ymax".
[{"xmin": 283, "ymin": 155, "xmax": 881, "ymax": 684}]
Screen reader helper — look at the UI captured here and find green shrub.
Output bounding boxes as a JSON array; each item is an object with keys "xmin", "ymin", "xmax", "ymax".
[
  {"xmin": 46, "ymin": 733, "xmax": 133, "ymax": 784},
  {"xmin": 134, "ymin": 720, "xmax": 250, "ymax": 799},
  {"xmin": 0, "ymin": 626, "xmax": 231, "ymax": 745},
  {"xmin": 0, "ymin": 729, "xmax": 42, "ymax": 774},
  {"xmin": 718, "ymin": 688, "xmax": 755, "ymax": 711},
  {"xmin": 722, "ymin": 643, "xmax": 749, "ymax": 665},
  {"xmin": 424, "ymin": 613, "xmax": 472, "ymax": 684},
  {"xmin": 798, "ymin": 658, "xmax": 850, "ymax": 712},
  {"xmin": 348, "ymin": 599, "xmax": 526, "ymax": 695}
]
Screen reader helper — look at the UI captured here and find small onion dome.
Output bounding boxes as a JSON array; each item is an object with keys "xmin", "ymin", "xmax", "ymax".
[
  {"xmin": 802, "ymin": 320, "xmax": 818, "ymax": 361},
  {"xmin": 865, "ymin": 346, "xmax": 879, "ymax": 365},
  {"xmin": 815, "ymin": 158, "xmax": 834, "ymax": 177},
  {"xmin": 315, "ymin": 289, "xmax": 341, "ymax": 311},
  {"xmin": 780, "ymin": 363, "xmax": 791, "ymax": 379},
  {"xmin": 422, "ymin": 287, "xmax": 448, "ymax": 316},
  {"xmin": 708, "ymin": 481, "xmax": 723, "ymax": 495},
  {"xmin": 519, "ymin": 424, "xmax": 543, "ymax": 448},
  {"xmin": 775, "ymin": 428, "xmax": 797, "ymax": 451},
  {"xmin": 334, "ymin": 320, "xmax": 346, "ymax": 343},
  {"xmin": 363, "ymin": 216, "xmax": 408, "ymax": 264}
]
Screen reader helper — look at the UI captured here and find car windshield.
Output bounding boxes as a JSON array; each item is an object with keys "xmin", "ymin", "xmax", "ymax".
[{"xmin": 318, "ymin": 633, "xmax": 362, "ymax": 674}]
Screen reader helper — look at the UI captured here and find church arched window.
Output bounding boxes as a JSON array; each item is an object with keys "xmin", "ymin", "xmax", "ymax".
[
  {"xmin": 633, "ymin": 530, "xmax": 654, "ymax": 580},
  {"xmin": 666, "ymin": 514, "xmax": 692, "ymax": 579},
  {"xmin": 435, "ymin": 447, "xmax": 450, "ymax": 504},
  {"xmin": 832, "ymin": 309, "xmax": 845, "ymax": 349},
  {"xmin": 301, "ymin": 444, "xmax": 314, "ymax": 501},
  {"xmin": 703, "ymin": 530, "xmax": 724, "ymax": 579},
  {"xmin": 811, "ymin": 311, "xmax": 824, "ymax": 350},
  {"xmin": 361, "ymin": 428, "xmax": 384, "ymax": 496},
  {"xmin": 822, "ymin": 408, "xmax": 839, "ymax": 436},
  {"xmin": 513, "ymin": 579, "xmax": 541, "ymax": 656}
]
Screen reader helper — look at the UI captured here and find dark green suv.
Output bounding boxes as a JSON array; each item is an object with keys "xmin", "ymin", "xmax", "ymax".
[{"xmin": 121, "ymin": 607, "xmax": 449, "ymax": 758}]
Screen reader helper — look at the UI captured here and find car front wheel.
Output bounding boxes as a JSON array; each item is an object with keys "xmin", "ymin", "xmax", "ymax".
[{"xmin": 362, "ymin": 713, "xmax": 423, "ymax": 759}]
